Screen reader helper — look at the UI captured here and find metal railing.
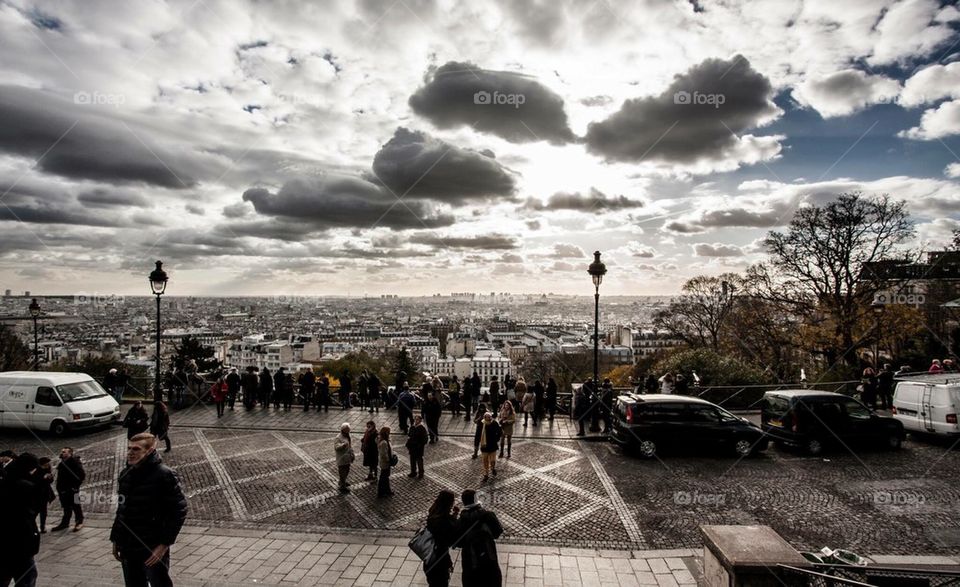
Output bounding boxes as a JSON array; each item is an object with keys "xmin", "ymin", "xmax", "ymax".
[{"xmin": 778, "ymin": 563, "xmax": 960, "ymax": 586}]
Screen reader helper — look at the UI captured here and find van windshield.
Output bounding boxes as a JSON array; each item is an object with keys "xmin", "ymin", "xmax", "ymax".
[{"xmin": 56, "ymin": 380, "xmax": 108, "ymax": 403}]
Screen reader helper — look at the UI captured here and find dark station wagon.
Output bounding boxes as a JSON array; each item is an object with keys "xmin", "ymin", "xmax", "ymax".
[
  {"xmin": 761, "ymin": 390, "xmax": 904, "ymax": 455},
  {"xmin": 610, "ymin": 394, "xmax": 768, "ymax": 458}
]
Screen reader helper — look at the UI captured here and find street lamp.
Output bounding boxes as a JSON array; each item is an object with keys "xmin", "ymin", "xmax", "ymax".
[
  {"xmin": 587, "ymin": 250, "xmax": 607, "ymax": 389},
  {"xmin": 871, "ymin": 301, "xmax": 884, "ymax": 371},
  {"xmin": 28, "ymin": 298, "xmax": 41, "ymax": 370},
  {"xmin": 149, "ymin": 261, "xmax": 169, "ymax": 403}
]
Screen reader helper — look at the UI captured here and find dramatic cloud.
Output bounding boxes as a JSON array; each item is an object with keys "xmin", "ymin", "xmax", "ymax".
[
  {"xmin": 584, "ymin": 55, "xmax": 782, "ymax": 171},
  {"xmin": 408, "ymin": 233, "xmax": 518, "ymax": 250},
  {"xmin": 693, "ymin": 242, "xmax": 744, "ymax": 257},
  {"xmin": 946, "ymin": 163, "xmax": 960, "ymax": 179},
  {"xmin": 370, "ymin": 127, "xmax": 516, "ymax": 202},
  {"xmin": 242, "ymin": 176, "xmax": 455, "ymax": 231},
  {"xmin": 792, "ymin": 69, "xmax": 900, "ymax": 118},
  {"xmin": 0, "ymin": 85, "xmax": 224, "ymax": 188},
  {"xmin": 899, "ymin": 99, "xmax": 960, "ymax": 140},
  {"xmin": 549, "ymin": 243, "xmax": 586, "ymax": 258},
  {"xmin": 524, "ymin": 188, "xmax": 645, "ymax": 211},
  {"xmin": 900, "ymin": 62, "xmax": 960, "ymax": 107},
  {"xmin": 76, "ymin": 188, "xmax": 151, "ymax": 209},
  {"xmin": 408, "ymin": 61, "xmax": 576, "ymax": 144},
  {"xmin": 664, "ymin": 221, "xmax": 706, "ymax": 234},
  {"xmin": 868, "ymin": 0, "xmax": 959, "ymax": 66}
]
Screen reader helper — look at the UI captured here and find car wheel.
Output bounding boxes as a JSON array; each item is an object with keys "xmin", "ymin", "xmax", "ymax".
[
  {"xmin": 637, "ymin": 439, "xmax": 657, "ymax": 458},
  {"xmin": 806, "ymin": 438, "xmax": 824, "ymax": 456},
  {"xmin": 886, "ymin": 434, "xmax": 902, "ymax": 450},
  {"xmin": 734, "ymin": 439, "xmax": 753, "ymax": 457},
  {"xmin": 50, "ymin": 420, "xmax": 67, "ymax": 437}
]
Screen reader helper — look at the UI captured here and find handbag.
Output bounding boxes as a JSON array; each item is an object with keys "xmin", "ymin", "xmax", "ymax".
[
  {"xmin": 408, "ymin": 525, "xmax": 436, "ymax": 563},
  {"xmin": 389, "ymin": 445, "xmax": 399, "ymax": 467}
]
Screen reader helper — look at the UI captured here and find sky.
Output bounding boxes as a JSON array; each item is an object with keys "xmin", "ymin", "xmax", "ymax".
[{"xmin": 1, "ymin": 0, "xmax": 959, "ymax": 297}]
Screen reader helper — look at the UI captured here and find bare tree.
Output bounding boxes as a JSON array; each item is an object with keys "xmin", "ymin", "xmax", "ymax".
[
  {"xmin": 763, "ymin": 192, "xmax": 914, "ymax": 369},
  {"xmin": 653, "ymin": 273, "xmax": 743, "ymax": 351}
]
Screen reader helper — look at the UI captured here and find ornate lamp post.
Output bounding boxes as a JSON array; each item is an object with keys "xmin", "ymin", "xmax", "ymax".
[
  {"xmin": 587, "ymin": 251, "xmax": 607, "ymax": 392},
  {"xmin": 871, "ymin": 301, "xmax": 884, "ymax": 371},
  {"xmin": 149, "ymin": 261, "xmax": 169, "ymax": 402},
  {"xmin": 29, "ymin": 298, "xmax": 41, "ymax": 370}
]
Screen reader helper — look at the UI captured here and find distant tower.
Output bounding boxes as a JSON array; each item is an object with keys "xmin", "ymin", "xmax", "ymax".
[
  {"xmin": 3, "ymin": 289, "xmax": 10, "ymax": 297},
  {"xmin": 24, "ymin": 291, "xmax": 30, "ymax": 297}
]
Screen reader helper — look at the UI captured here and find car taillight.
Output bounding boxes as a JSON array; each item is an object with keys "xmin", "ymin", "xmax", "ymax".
[
  {"xmin": 947, "ymin": 414, "xmax": 957, "ymax": 424},
  {"xmin": 890, "ymin": 407, "xmax": 897, "ymax": 415},
  {"xmin": 790, "ymin": 411, "xmax": 798, "ymax": 432},
  {"xmin": 626, "ymin": 408, "xmax": 633, "ymax": 424}
]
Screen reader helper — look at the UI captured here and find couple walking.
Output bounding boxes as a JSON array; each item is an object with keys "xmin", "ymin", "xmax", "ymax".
[{"xmin": 421, "ymin": 489, "xmax": 504, "ymax": 587}]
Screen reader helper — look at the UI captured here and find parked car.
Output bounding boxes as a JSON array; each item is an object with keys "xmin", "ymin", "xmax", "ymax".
[
  {"xmin": 892, "ymin": 376, "xmax": 960, "ymax": 438},
  {"xmin": 0, "ymin": 371, "xmax": 121, "ymax": 435},
  {"xmin": 761, "ymin": 390, "xmax": 904, "ymax": 455},
  {"xmin": 610, "ymin": 393, "xmax": 768, "ymax": 458}
]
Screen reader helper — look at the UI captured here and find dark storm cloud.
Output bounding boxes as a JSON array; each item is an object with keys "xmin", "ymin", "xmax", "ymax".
[
  {"xmin": 370, "ymin": 128, "xmax": 516, "ymax": 202},
  {"xmin": 584, "ymin": 55, "xmax": 780, "ymax": 163},
  {"xmin": 500, "ymin": 0, "xmax": 566, "ymax": 46},
  {"xmin": 241, "ymin": 175, "xmax": 455, "ymax": 230},
  {"xmin": 664, "ymin": 220, "xmax": 705, "ymax": 234},
  {"xmin": 694, "ymin": 206, "xmax": 784, "ymax": 228},
  {"xmin": 215, "ymin": 218, "xmax": 319, "ymax": 242},
  {"xmin": 408, "ymin": 233, "xmax": 518, "ymax": 250},
  {"xmin": 222, "ymin": 202, "xmax": 251, "ymax": 218},
  {"xmin": 408, "ymin": 61, "xmax": 576, "ymax": 144},
  {"xmin": 0, "ymin": 203, "xmax": 124, "ymax": 227},
  {"xmin": 0, "ymin": 86, "xmax": 223, "ymax": 188},
  {"xmin": 693, "ymin": 243, "xmax": 744, "ymax": 257},
  {"xmin": 524, "ymin": 188, "xmax": 645, "ymax": 211},
  {"xmin": 76, "ymin": 188, "xmax": 151, "ymax": 208}
]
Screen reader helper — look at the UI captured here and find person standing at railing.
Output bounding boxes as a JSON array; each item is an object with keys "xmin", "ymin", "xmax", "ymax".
[
  {"xmin": 317, "ymin": 372, "xmax": 330, "ymax": 412},
  {"xmin": 546, "ymin": 377, "xmax": 558, "ymax": 421},
  {"xmin": 259, "ymin": 367, "xmax": 272, "ymax": 409},
  {"xmin": 226, "ymin": 368, "xmax": 240, "ymax": 411},
  {"xmin": 241, "ymin": 367, "xmax": 258, "ymax": 410},
  {"xmin": 105, "ymin": 369, "xmax": 119, "ymax": 403},
  {"xmin": 210, "ymin": 376, "xmax": 227, "ymax": 418},
  {"xmin": 658, "ymin": 373, "xmax": 675, "ymax": 394},
  {"xmin": 675, "ymin": 374, "xmax": 689, "ymax": 396},
  {"xmin": 273, "ymin": 367, "xmax": 285, "ymax": 409},
  {"xmin": 877, "ymin": 364, "xmax": 894, "ymax": 410}
]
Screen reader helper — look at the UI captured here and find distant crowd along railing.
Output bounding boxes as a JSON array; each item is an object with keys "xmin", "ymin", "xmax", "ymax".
[{"xmin": 99, "ymin": 376, "xmax": 859, "ymax": 413}]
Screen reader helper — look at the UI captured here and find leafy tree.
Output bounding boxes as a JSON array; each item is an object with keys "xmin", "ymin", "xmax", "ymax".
[
  {"xmin": 653, "ymin": 348, "xmax": 771, "ymax": 386},
  {"xmin": 171, "ymin": 335, "xmax": 220, "ymax": 373},
  {"xmin": 389, "ymin": 347, "xmax": 420, "ymax": 386},
  {"xmin": 763, "ymin": 192, "xmax": 914, "ymax": 369},
  {"xmin": 325, "ymin": 350, "xmax": 392, "ymax": 383},
  {"xmin": 51, "ymin": 355, "xmax": 150, "ymax": 383},
  {"xmin": 0, "ymin": 324, "xmax": 32, "ymax": 371}
]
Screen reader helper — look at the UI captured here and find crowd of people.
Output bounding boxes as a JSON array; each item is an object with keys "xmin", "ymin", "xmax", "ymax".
[{"xmin": 0, "ymin": 432, "xmax": 188, "ymax": 587}]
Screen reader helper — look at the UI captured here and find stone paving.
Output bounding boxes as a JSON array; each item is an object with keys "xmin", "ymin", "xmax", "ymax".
[
  {"xmin": 35, "ymin": 518, "xmax": 700, "ymax": 586},
  {"xmin": 3, "ymin": 402, "xmax": 960, "ymax": 558}
]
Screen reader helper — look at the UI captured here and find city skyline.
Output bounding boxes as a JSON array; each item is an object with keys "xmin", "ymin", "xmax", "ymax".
[{"xmin": 1, "ymin": 1, "xmax": 959, "ymax": 296}]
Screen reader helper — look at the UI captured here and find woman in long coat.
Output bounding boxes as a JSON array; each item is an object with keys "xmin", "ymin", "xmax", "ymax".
[{"xmin": 361, "ymin": 420, "xmax": 379, "ymax": 481}]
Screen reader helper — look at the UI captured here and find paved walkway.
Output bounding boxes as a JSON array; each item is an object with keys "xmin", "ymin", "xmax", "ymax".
[{"xmin": 36, "ymin": 516, "xmax": 700, "ymax": 586}]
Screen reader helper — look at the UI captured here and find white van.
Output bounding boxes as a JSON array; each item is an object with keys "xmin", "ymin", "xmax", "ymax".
[
  {"xmin": 0, "ymin": 371, "xmax": 121, "ymax": 435},
  {"xmin": 892, "ymin": 376, "xmax": 960, "ymax": 438}
]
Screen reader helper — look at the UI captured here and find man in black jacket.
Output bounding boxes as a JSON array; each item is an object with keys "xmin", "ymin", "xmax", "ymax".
[
  {"xmin": 111, "ymin": 433, "xmax": 188, "ymax": 587},
  {"xmin": 225, "ymin": 368, "xmax": 240, "ymax": 410},
  {"xmin": 51, "ymin": 447, "xmax": 85, "ymax": 532},
  {"xmin": 474, "ymin": 413, "xmax": 502, "ymax": 482},
  {"xmin": 299, "ymin": 370, "xmax": 315, "ymax": 411},
  {"xmin": 0, "ymin": 453, "xmax": 41, "ymax": 587},
  {"xmin": 456, "ymin": 489, "xmax": 504, "ymax": 587}
]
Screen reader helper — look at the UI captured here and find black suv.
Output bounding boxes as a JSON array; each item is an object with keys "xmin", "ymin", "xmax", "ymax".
[
  {"xmin": 761, "ymin": 390, "xmax": 904, "ymax": 455},
  {"xmin": 610, "ymin": 394, "xmax": 768, "ymax": 458}
]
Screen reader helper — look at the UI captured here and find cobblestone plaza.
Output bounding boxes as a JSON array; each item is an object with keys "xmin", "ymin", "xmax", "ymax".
[{"xmin": 5, "ymin": 405, "xmax": 960, "ymax": 576}]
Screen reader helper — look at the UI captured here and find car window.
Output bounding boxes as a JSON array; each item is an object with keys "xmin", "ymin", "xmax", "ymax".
[
  {"xmin": 35, "ymin": 386, "xmax": 62, "ymax": 407},
  {"xmin": 763, "ymin": 395, "xmax": 790, "ymax": 415},
  {"xmin": 644, "ymin": 403, "xmax": 686, "ymax": 422},
  {"xmin": 717, "ymin": 408, "xmax": 740, "ymax": 423},
  {"xmin": 56, "ymin": 380, "xmax": 108, "ymax": 403},
  {"xmin": 686, "ymin": 405, "xmax": 721, "ymax": 423},
  {"xmin": 841, "ymin": 398, "xmax": 871, "ymax": 420}
]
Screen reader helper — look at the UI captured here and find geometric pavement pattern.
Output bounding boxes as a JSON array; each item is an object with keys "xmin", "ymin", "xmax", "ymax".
[{"xmin": 4, "ymin": 404, "xmax": 960, "ymax": 554}]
